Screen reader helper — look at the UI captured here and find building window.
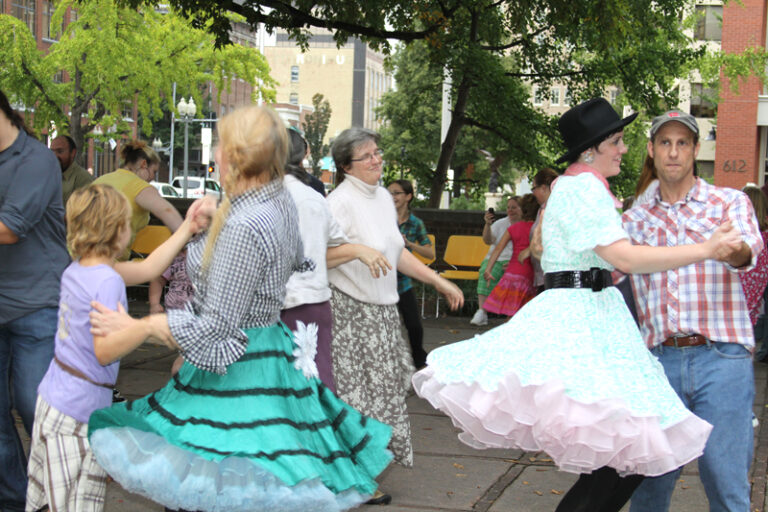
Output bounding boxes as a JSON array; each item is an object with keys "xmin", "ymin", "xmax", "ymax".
[
  {"xmin": 694, "ymin": 5, "xmax": 722, "ymax": 41},
  {"xmin": 53, "ymin": 70, "xmax": 63, "ymax": 83},
  {"xmin": 289, "ymin": 92, "xmax": 298, "ymax": 105},
  {"xmin": 609, "ymin": 89, "xmax": 619, "ymax": 105},
  {"xmin": 563, "ymin": 88, "xmax": 571, "ymax": 106},
  {"xmin": 290, "ymin": 66, "xmax": 299, "ymax": 82},
  {"xmin": 550, "ymin": 87, "xmax": 560, "ymax": 106},
  {"xmin": 42, "ymin": 0, "xmax": 57, "ymax": 40},
  {"xmin": 12, "ymin": 0, "xmax": 35, "ymax": 35},
  {"xmin": 122, "ymin": 100, "xmax": 134, "ymax": 121},
  {"xmin": 690, "ymin": 83, "xmax": 717, "ymax": 118},
  {"xmin": 533, "ymin": 87, "xmax": 544, "ymax": 106}
]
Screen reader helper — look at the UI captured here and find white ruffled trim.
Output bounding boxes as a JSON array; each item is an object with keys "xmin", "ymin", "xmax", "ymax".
[
  {"xmin": 292, "ymin": 321, "xmax": 320, "ymax": 380},
  {"xmin": 413, "ymin": 366, "xmax": 712, "ymax": 477}
]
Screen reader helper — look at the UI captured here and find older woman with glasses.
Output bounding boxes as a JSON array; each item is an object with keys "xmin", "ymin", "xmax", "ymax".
[{"xmin": 327, "ymin": 128, "xmax": 463, "ymax": 504}]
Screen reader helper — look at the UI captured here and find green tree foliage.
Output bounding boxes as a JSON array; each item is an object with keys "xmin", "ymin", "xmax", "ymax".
[
  {"xmin": 0, "ymin": 0, "xmax": 274, "ymax": 163},
  {"xmin": 378, "ymin": 41, "xmax": 524, "ymax": 207},
  {"xmin": 302, "ymin": 93, "xmax": 332, "ymax": 178},
  {"xmin": 130, "ymin": 0, "xmax": 766, "ymax": 205}
]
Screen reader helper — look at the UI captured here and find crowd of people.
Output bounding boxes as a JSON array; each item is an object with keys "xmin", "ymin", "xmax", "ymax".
[{"xmin": 1, "ymin": 83, "xmax": 767, "ymax": 512}]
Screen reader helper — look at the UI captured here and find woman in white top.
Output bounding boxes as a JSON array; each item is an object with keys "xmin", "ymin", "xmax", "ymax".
[
  {"xmin": 326, "ymin": 127, "xmax": 463, "ymax": 502},
  {"xmin": 281, "ymin": 128, "xmax": 390, "ymax": 393}
]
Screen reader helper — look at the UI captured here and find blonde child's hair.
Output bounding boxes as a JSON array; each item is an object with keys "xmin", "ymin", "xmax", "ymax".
[
  {"xmin": 66, "ymin": 184, "xmax": 131, "ymax": 260},
  {"xmin": 201, "ymin": 106, "xmax": 288, "ymax": 272}
]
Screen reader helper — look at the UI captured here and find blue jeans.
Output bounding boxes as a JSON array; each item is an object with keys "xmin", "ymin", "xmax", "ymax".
[
  {"xmin": 0, "ymin": 307, "xmax": 56, "ymax": 512},
  {"xmin": 629, "ymin": 342, "xmax": 754, "ymax": 512}
]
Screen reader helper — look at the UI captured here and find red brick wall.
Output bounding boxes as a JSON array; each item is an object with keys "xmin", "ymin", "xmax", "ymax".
[{"xmin": 714, "ymin": 0, "xmax": 767, "ymax": 188}]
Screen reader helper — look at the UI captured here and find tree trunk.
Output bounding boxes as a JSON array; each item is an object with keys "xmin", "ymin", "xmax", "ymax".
[
  {"xmin": 426, "ymin": 10, "xmax": 477, "ymax": 208},
  {"xmin": 426, "ymin": 70, "xmax": 473, "ymax": 208},
  {"xmin": 70, "ymin": 61, "xmax": 88, "ymax": 167}
]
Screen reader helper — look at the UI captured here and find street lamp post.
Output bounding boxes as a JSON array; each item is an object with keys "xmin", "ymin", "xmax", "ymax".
[
  {"xmin": 152, "ymin": 138, "xmax": 163, "ymax": 181},
  {"xmin": 177, "ymin": 97, "xmax": 197, "ymax": 198}
]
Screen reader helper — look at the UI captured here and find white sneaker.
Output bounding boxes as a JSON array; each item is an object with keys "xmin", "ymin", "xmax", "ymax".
[{"xmin": 470, "ymin": 309, "xmax": 488, "ymax": 326}]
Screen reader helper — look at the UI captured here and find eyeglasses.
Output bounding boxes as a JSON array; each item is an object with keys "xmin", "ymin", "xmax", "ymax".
[
  {"xmin": 389, "ymin": 190, "xmax": 405, "ymax": 196},
  {"xmin": 350, "ymin": 148, "xmax": 384, "ymax": 163}
]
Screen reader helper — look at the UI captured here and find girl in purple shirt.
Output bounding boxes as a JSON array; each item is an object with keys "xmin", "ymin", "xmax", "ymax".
[{"xmin": 26, "ymin": 185, "xmax": 209, "ymax": 511}]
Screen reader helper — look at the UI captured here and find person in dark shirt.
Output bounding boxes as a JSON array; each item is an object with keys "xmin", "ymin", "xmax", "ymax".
[{"xmin": 0, "ymin": 89, "xmax": 70, "ymax": 511}]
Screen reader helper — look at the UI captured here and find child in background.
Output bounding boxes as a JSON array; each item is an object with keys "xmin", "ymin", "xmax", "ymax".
[
  {"xmin": 148, "ymin": 249, "xmax": 193, "ymax": 315},
  {"xmin": 25, "ymin": 184, "xmax": 209, "ymax": 512},
  {"xmin": 482, "ymin": 193, "xmax": 540, "ymax": 319},
  {"xmin": 149, "ymin": 250, "xmax": 193, "ymax": 374}
]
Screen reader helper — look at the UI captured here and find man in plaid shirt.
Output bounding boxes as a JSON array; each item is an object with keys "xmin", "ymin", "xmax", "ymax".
[{"xmin": 624, "ymin": 110, "xmax": 763, "ymax": 512}]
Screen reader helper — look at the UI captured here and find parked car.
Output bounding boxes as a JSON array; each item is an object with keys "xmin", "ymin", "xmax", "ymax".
[
  {"xmin": 171, "ymin": 177, "xmax": 222, "ymax": 199},
  {"xmin": 150, "ymin": 181, "xmax": 181, "ymax": 198}
]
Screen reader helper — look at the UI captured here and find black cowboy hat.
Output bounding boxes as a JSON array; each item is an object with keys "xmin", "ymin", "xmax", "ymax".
[{"xmin": 556, "ymin": 98, "xmax": 638, "ymax": 164}]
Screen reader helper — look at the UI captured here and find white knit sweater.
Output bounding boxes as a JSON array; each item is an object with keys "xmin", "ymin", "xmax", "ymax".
[{"xmin": 326, "ymin": 174, "xmax": 404, "ymax": 305}]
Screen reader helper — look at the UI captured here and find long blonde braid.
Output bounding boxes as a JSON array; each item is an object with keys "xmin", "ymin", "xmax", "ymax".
[{"xmin": 200, "ymin": 106, "xmax": 288, "ymax": 274}]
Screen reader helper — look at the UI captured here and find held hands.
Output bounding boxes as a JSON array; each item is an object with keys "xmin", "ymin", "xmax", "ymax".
[
  {"xmin": 706, "ymin": 220, "xmax": 744, "ymax": 262},
  {"xmin": 435, "ymin": 277, "xmax": 464, "ymax": 311},
  {"xmin": 185, "ymin": 196, "xmax": 217, "ymax": 234},
  {"xmin": 149, "ymin": 302, "xmax": 165, "ymax": 314},
  {"xmin": 357, "ymin": 246, "xmax": 392, "ymax": 278},
  {"xmin": 518, "ymin": 248, "xmax": 531, "ymax": 264}
]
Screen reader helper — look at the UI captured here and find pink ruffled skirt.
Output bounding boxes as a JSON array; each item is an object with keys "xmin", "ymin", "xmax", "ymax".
[
  {"xmin": 483, "ymin": 273, "xmax": 535, "ymax": 317},
  {"xmin": 413, "ymin": 288, "xmax": 712, "ymax": 476}
]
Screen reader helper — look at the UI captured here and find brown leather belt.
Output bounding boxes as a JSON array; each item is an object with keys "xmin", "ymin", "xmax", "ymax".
[
  {"xmin": 55, "ymin": 356, "xmax": 114, "ymax": 389},
  {"xmin": 661, "ymin": 334, "xmax": 708, "ymax": 348}
]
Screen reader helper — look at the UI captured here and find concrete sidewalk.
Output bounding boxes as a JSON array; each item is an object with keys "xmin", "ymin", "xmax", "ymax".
[{"xmin": 22, "ymin": 311, "xmax": 768, "ymax": 511}]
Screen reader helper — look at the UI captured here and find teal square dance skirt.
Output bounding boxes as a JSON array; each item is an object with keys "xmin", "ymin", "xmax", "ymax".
[{"xmin": 88, "ymin": 323, "xmax": 392, "ymax": 512}]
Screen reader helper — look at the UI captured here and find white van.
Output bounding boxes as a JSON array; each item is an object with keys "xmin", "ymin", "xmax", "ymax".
[
  {"xmin": 149, "ymin": 181, "xmax": 181, "ymax": 198},
  {"xmin": 171, "ymin": 177, "xmax": 222, "ymax": 199}
]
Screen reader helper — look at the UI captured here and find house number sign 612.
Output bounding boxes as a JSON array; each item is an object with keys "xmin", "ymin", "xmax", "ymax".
[{"xmin": 722, "ymin": 159, "xmax": 747, "ymax": 172}]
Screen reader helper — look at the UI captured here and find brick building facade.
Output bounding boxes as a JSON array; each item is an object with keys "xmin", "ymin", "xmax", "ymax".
[{"xmin": 715, "ymin": 0, "xmax": 768, "ymax": 188}]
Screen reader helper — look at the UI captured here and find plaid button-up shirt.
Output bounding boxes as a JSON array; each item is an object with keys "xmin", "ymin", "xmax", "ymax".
[
  {"xmin": 622, "ymin": 178, "xmax": 763, "ymax": 350},
  {"xmin": 397, "ymin": 213, "xmax": 430, "ymax": 294}
]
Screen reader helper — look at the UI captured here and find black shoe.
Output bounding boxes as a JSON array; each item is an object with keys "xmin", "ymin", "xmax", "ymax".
[
  {"xmin": 366, "ymin": 490, "xmax": 392, "ymax": 505},
  {"xmin": 112, "ymin": 387, "xmax": 126, "ymax": 403}
]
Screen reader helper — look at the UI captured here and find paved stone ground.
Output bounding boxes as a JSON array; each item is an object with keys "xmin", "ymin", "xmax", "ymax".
[{"xmin": 16, "ymin": 306, "xmax": 768, "ymax": 511}]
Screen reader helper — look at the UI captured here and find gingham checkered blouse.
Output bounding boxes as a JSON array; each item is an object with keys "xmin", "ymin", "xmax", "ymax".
[{"xmin": 167, "ymin": 179, "xmax": 309, "ymax": 374}]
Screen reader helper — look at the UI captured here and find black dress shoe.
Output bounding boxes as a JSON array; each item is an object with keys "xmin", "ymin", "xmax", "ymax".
[{"xmin": 366, "ymin": 490, "xmax": 392, "ymax": 505}]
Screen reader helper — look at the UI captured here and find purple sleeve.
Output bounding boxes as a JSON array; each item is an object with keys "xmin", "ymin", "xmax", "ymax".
[{"xmin": 94, "ymin": 274, "xmax": 128, "ymax": 313}]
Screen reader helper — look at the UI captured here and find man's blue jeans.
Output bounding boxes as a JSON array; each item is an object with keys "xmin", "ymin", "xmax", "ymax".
[
  {"xmin": 630, "ymin": 342, "xmax": 754, "ymax": 512},
  {"xmin": 0, "ymin": 307, "xmax": 56, "ymax": 512}
]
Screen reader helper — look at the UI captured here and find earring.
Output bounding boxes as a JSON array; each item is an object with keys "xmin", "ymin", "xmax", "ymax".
[{"xmin": 583, "ymin": 150, "xmax": 595, "ymax": 164}]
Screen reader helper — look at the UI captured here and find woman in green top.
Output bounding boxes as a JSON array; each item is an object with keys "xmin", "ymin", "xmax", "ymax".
[{"xmin": 94, "ymin": 141, "xmax": 182, "ymax": 259}]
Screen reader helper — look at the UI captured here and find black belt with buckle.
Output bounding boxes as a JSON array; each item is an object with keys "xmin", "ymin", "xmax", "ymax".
[{"xmin": 544, "ymin": 268, "xmax": 613, "ymax": 292}]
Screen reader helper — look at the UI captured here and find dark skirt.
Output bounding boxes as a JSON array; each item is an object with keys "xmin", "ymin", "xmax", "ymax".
[{"xmin": 281, "ymin": 301, "xmax": 336, "ymax": 392}]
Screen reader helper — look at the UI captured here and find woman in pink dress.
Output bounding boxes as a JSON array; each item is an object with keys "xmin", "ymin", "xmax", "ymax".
[{"xmin": 482, "ymin": 194, "xmax": 539, "ymax": 318}]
